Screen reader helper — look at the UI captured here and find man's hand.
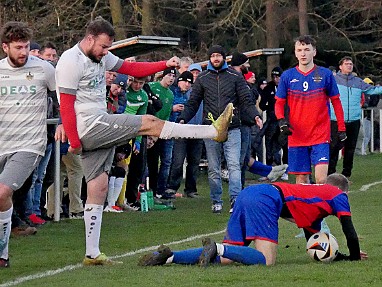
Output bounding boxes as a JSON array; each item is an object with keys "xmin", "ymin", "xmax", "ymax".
[
  {"xmin": 133, "ymin": 141, "xmax": 141, "ymax": 155},
  {"xmin": 173, "ymin": 104, "xmax": 184, "ymax": 112},
  {"xmin": 54, "ymin": 124, "xmax": 68, "ymax": 142},
  {"xmin": 255, "ymin": 116, "xmax": 263, "ymax": 129},
  {"xmin": 68, "ymin": 146, "xmax": 82, "ymax": 155},
  {"xmin": 337, "ymin": 131, "xmax": 347, "ymax": 150},
  {"xmin": 166, "ymin": 56, "xmax": 180, "ymax": 68}
]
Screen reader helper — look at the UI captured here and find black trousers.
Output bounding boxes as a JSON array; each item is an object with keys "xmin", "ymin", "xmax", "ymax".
[
  {"xmin": 125, "ymin": 137, "xmax": 147, "ymax": 203},
  {"xmin": 329, "ymin": 120, "xmax": 360, "ymax": 177},
  {"xmin": 12, "ymin": 173, "xmax": 34, "ymax": 227}
]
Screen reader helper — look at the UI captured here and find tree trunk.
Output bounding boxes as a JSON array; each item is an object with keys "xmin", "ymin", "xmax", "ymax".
[
  {"xmin": 109, "ymin": 0, "xmax": 125, "ymax": 40},
  {"xmin": 265, "ymin": 0, "xmax": 280, "ymax": 80},
  {"xmin": 141, "ymin": 0, "xmax": 153, "ymax": 35},
  {"xmin": 298, "ymin": 0, "xmax": 309, "ymax": 35}
]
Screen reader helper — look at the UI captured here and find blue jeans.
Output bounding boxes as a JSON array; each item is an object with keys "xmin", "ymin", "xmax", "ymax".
[
  {"xmin": 157, "ymin": 139, "xmax": 174, "ymax": 194},
  {"xmin": 204, "ymin": 128, "xmax": 241, "ymax": 205},
  {"xmin": 25, "ymin": 143, "xmax": 53, "ymax": 216},
  {"xmin": 240, "ymin": 125, "xmax": 252, "ymax": 188},
  {"xmin": 167, "ymin": 138, "xmax": 203, "ymax": 194}
]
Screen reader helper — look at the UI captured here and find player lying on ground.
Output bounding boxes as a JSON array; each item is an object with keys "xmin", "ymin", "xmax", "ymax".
[{"xmin": 139, "ymin": 173, "xmax": 367, "ymax": 266}]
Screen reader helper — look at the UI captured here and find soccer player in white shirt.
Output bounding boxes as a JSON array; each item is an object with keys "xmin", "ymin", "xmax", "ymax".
[
  {"xmin": 0, "ymin": 21, "xmax": 56, "ymax": 268},
  {"xmin": 55, "ymin": 17, "xmax": 233, "ymax": 265}
]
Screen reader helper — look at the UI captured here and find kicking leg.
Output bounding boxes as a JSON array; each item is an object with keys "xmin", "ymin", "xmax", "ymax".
[{"xmin": 139, "ymin": 104, "xmax": 233, "ymax": 143}]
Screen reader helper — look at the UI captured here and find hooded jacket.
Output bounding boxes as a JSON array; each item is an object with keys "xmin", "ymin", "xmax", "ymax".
[{"xmin": 331, "ymin": 72, "xmax": 382, "ymax": 122}]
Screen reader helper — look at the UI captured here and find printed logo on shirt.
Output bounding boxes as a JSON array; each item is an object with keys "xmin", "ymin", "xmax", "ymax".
[
  {"xmin": 313, "ymin": 75, "xmax": 323, "ymax": 83},
  {"xmin": 26, "ymin": 72, "xmax": 34, "ymax": 81},
  {"xmin": 290, "ymin": 79, "xmax": 299, "ymax": 83},
  {"xmin": 318, "ymin": 157, "xmax": 328, "ymax": 161},
  {"xmin": 0, "ymin": 85, "xmax": 37, "ymax": 96},
  {"xmin": 87, "ymin": 75, "xmax": 103, "ymax": 88}
]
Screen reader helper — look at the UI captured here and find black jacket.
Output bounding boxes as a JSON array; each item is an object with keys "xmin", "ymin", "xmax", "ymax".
[
  {"xmin": 179, "ymin": 64, "xmax": 260, "ymax": 128},
  {"xmin": 259, "ymin": 81, "xmax": 277, "ymax": 121}
]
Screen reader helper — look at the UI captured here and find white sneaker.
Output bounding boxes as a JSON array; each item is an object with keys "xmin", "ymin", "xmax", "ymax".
[
  {"xmin": 281, "ymin": 172, "xmax": 289, "ymax": 181},
  {"xmin": 211, "ymin": 204, "xmax": 222, "ymax": 214},
  {"xmin": 103, "ymin": 206, "xmax": 123, "ymax": 213},
  {"xmin": 117, "ymin": 203, "xmax": 139, "ymax": 212},
  {"xmin": 267, "ymin": 164, "xmax": 288, "ymax": 182}
]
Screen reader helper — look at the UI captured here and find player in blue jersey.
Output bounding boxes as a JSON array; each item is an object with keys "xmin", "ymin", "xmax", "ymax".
[
  {"xmin": 138, "ymin": 173, "xmax": 367, "ymax": 267},
  {"xmin": 275, "ymin": 35, "xmax": 346, "ymax": 185}
]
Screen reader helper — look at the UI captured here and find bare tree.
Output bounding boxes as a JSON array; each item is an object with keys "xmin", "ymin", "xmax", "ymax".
[
  {"xmin": 141, "ymin": 0, "xmax": 154, "ymax": 35},
  {"xmin": 298, "ymin": 0, "xmax": 309, "ymax": 35},
  {"xmin": 265, "ymin": 0, "xmax": 280, "ymax": 77},
  {"xmin": 109, "ymin": 0, "xmax": 125, "ymax": 40}
]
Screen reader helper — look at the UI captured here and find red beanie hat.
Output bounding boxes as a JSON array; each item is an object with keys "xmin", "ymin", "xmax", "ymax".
[{"xmin": 244, "ymin": 71, "xmax": 254, "ymax": 81}]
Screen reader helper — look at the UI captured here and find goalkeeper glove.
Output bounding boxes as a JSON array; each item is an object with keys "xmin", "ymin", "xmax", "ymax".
[
  {"xmin": 278, "ymin": 118, "xmax": 292, "ymax": 146},
  {"xmin": 337, "ymin": 131, "xmax": 347, "ymax": 149}
]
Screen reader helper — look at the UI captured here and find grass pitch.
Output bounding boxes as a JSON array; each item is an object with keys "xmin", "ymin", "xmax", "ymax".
[{"xmin": 1, "ymin": 154, "xmax": 382, "ymax": 287}]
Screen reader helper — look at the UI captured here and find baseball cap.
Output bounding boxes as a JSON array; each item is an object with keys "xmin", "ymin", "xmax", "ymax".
[
  {"xmin": 188, "ymin": 63, "xmax": 202, "ymax": 72},
  {"xmin": 113, "ymin": 74, "xmax": 128, "ymax": 90}
]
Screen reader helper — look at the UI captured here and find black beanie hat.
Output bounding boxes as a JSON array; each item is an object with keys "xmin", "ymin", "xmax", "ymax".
[
  {"xmin": 178, "ymin": 71, "xmax": 194, "ymax": 84},
  {"xmin": 207, "ymin": 45, "xmax": 226, "ymax": 59},
  {"xmin": 163, "ymin": 67, "xmax": 177, "ymax": 77},
  {"xmin": 231, "ymin": 52, "xmax": 248, "ymax": 66},
  {"xmin": 271, "ymin": 66, "xmax": 283, "ymax": 76}
]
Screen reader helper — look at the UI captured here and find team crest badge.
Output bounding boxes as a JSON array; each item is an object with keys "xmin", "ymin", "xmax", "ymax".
[
  {"xmin": 26, "ymin": 72, "xmax": 34, "ymax": 81},
  {"xmin": 137, "ymin": 95, "xmax": 142, "ymax": 101}
]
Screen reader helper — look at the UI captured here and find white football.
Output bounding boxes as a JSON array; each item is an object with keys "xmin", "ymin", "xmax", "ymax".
[{"xmin": 306, "ymin": 232, "xmax": 339, "ymax": 263}]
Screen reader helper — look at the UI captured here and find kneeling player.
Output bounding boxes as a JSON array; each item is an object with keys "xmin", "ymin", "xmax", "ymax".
[{"xmin": 139, "ymin": 173, "xmax": 367, "ymax": 266}]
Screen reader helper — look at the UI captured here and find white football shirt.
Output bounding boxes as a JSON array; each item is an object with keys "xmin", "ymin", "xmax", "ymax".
[
  {"xmin": 55, "ymin": 44, "xmax": 122, "ymax": 137},
  {"xmin": 0, "ymin": 55, "xmax": 56, "ymax": 156}
]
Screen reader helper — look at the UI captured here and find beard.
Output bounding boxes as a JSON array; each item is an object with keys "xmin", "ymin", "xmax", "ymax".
[
  {"xmin": 8, "ymin": 53, "xmax": 27, "ymax": 67},
  {"xmin": 211, "ymin": 60, "xmax": 224, "ymax": 70},
  {"xmin": 88, "ymin": 47, "xmax": 102, "ymax": 63}
]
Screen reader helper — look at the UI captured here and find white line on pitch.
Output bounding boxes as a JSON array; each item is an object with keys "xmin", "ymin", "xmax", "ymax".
[
  {"xmin": 359, "ymin": 180, "xmax": 382, "ymax": 192},
  {"xmin": 0, "ymin": 229, "xmax": 225, "ymax": 287}
]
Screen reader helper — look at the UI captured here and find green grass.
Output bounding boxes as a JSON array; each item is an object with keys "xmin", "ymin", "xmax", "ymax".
[{"xmin": 2, "ymin": 154, "xmax": 382, "ymax": 286}]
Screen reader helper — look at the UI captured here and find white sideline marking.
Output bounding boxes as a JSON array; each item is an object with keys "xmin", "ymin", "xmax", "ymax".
[
  {"xmin": 359, "ymin": 180, "xmax": 382, "ymax": 192},
  {"xmin": 0, "ymin": 229, "xmax": 225, "ymax": 287}
]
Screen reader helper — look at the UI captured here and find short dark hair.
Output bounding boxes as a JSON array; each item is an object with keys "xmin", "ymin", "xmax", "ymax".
[
  {"xmin": 338, "ymin": 56, "xmax": 353, "ymax": 66},
  {"xmin": 294, "ymin": 35, "xmax": 316, "ymax": 49},
  {"xmin": 85, "ymin": 16, "xmax": 115, "ymax": 38},
  {"xmin": 0, "ymin": 21, "xmax": 33, "ymax": 45},
  {"xmin": 40, "ymin": 41, "xmax": 57, "ymax": 54},
  {"xmin": 326, "ymin": 173, "xmax": 349, "ymax": 192}
]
